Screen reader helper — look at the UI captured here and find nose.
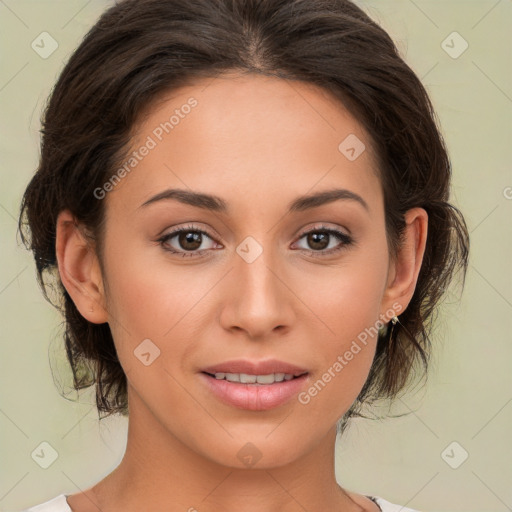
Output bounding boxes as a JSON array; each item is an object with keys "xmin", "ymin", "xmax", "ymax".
[{"xmin": 219, "ymin": 240, "xmax": 296, "ymax": 340}]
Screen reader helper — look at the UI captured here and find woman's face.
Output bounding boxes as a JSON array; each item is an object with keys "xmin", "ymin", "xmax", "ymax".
[{"xmin": 73, "ymin": 73, "xmax": 418, "ymax": 468}]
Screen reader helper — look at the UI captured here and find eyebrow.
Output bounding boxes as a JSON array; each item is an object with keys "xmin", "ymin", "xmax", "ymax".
[{"xmin": 139, "ymin": 187, "xmax": 369, "ymax": 214}]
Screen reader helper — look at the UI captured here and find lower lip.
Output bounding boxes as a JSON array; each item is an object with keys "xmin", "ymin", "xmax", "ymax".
[{"xmin": 200, "ymin": 372, "xmax": 309, "ymax": 411}]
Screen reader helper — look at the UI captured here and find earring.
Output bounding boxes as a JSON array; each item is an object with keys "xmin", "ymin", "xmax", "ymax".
[{"xmin": 379, "ymin": 315, "xmax": 399, "ymax": 338}]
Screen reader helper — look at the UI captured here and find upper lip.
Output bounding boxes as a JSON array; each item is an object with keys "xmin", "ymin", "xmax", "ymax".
[{"xmin": 201, "ymin": 359, "xmax": 309, "ymax": 376}]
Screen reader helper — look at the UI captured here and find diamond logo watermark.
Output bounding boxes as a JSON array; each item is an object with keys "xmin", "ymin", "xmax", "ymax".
[
  {"xmin": 236, "ymin": 236, "xmax": 263, "ymax": 264},
  {"xmin": 441, "ymin": 32, "xmax": 469, "ymax": 59},
  {"xmin": 31, "ymin": 32, "xmax": 58, "ymax": 59},
  {"xmin": 441, "ymin": 441, "xmax": 469, "ymax": 469},
  {"xmin": 31, "ymin": 441, "xmax": 59, "ymax": 469},
  {"xmin": 338, "ymin": 134, "xmax": 366, "ymax": 161},
  {"xmin": 134, "ymin": 338, "xmax": 161, "ymax": 366}
]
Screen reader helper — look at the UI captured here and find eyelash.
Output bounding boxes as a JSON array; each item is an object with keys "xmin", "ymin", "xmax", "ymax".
[{"xmin": 157, "ymin": 223, "xmax": 354, "ymax": 259}]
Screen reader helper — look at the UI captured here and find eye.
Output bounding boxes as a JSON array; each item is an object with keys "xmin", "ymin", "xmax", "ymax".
[
  {"xmin": 157, "ymin": 223, "xmax": 354, "ymax": 259},
  {"xmin": 157, "ymin": 224, "xmax": 220, "ymax": 258},
  {"xmin": 293, "ymin": 224, "xmax": 353, "ymax": 256}
]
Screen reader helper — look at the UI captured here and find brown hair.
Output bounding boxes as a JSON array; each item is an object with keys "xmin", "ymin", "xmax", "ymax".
[{"xmin": 18, "ymin": 0, "xmax": 469, "ymax": 433}]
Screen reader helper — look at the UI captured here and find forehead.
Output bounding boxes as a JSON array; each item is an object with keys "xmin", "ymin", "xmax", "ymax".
[{"xmin": 106, "ymin": 72, "xmax": 382, "ymax": 216}]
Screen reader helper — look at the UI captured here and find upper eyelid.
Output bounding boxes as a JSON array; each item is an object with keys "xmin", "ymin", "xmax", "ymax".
[
  {"xmin": 297, "ymin": 224, "xmax": 348, "ymax": 237},
  {"xmin": 162, "ymin": 224, "xmax": 219, "ymax": 241}
]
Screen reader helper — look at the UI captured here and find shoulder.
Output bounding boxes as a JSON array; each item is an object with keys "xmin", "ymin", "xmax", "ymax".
[
  {"xmin": 21, "ymin": 494, "xmax": 71, "ymax": 512},
  {"xmin": 370, "ymin": 495, "xmax": 422, "ymax": 512}
]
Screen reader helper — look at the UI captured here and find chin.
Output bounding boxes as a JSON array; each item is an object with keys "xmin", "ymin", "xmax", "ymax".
[{"xmin": 194, "ymin": 431, "xmax": 308, "ymax": 470}]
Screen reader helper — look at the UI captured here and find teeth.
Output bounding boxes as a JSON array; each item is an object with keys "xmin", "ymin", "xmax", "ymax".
[{"xmin": 212, "ymin": 372, "xmax": 299, "ymax": 384}]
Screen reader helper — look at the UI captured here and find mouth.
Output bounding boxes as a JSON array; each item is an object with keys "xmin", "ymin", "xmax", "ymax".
[
  {"xmin": 201, "ymin": 371, "xmax": 308, "ymax": 385},
  {"xmin": 199, "ymin": 371, "xmax": 310, "ymax": 411}
]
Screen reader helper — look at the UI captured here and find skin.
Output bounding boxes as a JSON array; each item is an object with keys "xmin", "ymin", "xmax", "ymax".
[{"xmin": 56, "ymin": 72, "xmax": 428, "ymax": 512}]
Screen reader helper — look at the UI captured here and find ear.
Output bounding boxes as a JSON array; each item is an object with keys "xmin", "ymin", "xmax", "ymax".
[
  {"xmin": 381, "ymin": 207, "xmax": 428, "ymax": 319},
  {"xmin": 55, "ymin": 210, "xmax": 108, "ymax": 324}
]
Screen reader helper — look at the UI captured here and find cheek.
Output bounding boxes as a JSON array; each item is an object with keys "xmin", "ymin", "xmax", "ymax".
[
  {"xmin": 101, "ymin": 239, "xmax": 218, "ymax": 375},
  {"xmin": 310, "ymin": 251, "xmax": 388, "ymax": 339},
  {"xmin": 293, "ymin": 328, "xmax": 377, "ymax": 433},
  {"xmin": 296, "ymin": 300, "xmax": 380, "ymax": 426},
  {"xmin": 103, "ymin": 236, "xmax": 203, "ymax": 329},
  {"xmin": 299, "ymin": 250, "xmax": 387, "ymax": 414}
]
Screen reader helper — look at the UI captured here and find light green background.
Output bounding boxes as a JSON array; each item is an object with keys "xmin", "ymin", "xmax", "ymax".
[{"xmin": 1, "ymin": 1, "xmax": 511, "ymax": 511}]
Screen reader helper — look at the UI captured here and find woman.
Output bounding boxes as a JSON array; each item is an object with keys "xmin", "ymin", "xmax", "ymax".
[{"xmin": 18, "ymin": 0, "xmax": 469, "ymax": 510}]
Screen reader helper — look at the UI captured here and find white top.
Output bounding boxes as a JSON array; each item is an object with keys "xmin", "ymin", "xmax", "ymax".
[{"xmin": 22, "ymin": 493, "xmax": 421, "ymax": 511}]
